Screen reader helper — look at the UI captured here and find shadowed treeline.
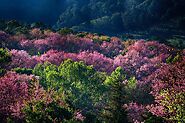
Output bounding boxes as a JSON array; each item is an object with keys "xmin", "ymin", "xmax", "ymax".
[{"xmin": 0, "ymin": 0, "xmax": 65, "ymax": 24}]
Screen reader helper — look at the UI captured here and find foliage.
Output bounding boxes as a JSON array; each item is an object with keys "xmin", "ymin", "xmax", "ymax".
[
  {"xmin": 56, "ymin": 0, "xmax": 185, "ymax": 33},
  {"xmin": 144, "ymin": 112, "xmax": 165, "ymax": 123},
  {"xmin": 0, "ymin": 48, "xmax": 11, "ymax": 76},
  {"xmin": 0, "ymin": 31, "xmax": 9, "ymax": 48},
  {"xmin": 102, "ymin": 67, "xmax": 128, "ymax": 123},
  {"xmin": 9, "ymin": 50, "xmax": 37, "ymax": 69},
  {"xmin": 33, "ymin": 60, "xmax": 108, "ymax": 122},
  {"xmin": 4, "ymin": 20, "xmax": 29, "ymax": 34},
  {"xmin": 21, "ymin": 76, "xmax": 74, "ymax": 123},
  {"xmin": 33, "ymin": 62, "xmax": 59, "ymax": 89},
  {"xmin": 149, "ymin": 58, "xmax": 185, "ymax": 122},
  {"xmin": 167, "ymin": 38, "xmax": 185, "ymax": 49},
  {"xmin": 114, "ymin": 40, "xmax": 172, "ymax": 80},
  {"xmin": 0, "ymin": 20, "xmax": 185, "ymax": 122},
  {"xmin": 30, "ymin": 22, "xmax": 46, "ymax": 29},
  {"xmin": 166, "ymin": 53, "xmax": 182, "ymax": 64},
  {"xmin": 23, "ymin": 101, "xmax": 72, "ymax": 123},
  {"xmin": 77, "ymin": 51, "xmax": 115, "ymax": 73},
  {"xmin": 58, "ymin": 28, "xmax": 74, "ymax": 35},
  {"xmin": 10, "ymin": 49, "xmax": 115, "ymax": 73},
  {"xmin": 124, "ymin": 102, "xmax": 147, "ymax": 123},
  {"xmin": 0, "ymin": 72, "xmax": 32, "ymax": 121},
  {"xmin": 13, "ymin": 68, "xmax": 33, "ymax": 75}
]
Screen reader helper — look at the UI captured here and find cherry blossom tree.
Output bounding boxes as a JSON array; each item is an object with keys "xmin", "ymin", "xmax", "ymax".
[
  {"xmin": 0, "ymin": 72, "xmax": 32, "ymax": 120},
  {"xmin": 148, "ymin": 57, "xmax": 185, "ymax": 122},
  {"xmin": 9, "ymin": 50, "xmax": 38, "ymax": 69}
]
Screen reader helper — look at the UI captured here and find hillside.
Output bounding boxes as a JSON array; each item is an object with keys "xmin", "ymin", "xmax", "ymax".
[
  {"xmin": 56, "ymin": 0, "xmax": 185, "ymax": 33},
  {"xmin": 0, "ymin": 0, "xmax": 185, "ymax": 34},
  {"xmin": 0, "ymin": 1, "xmax": 185, "ymax": 122},
  {"xmin": 0, "ymin": 23, "xmax": 185, "ymax": 122}
]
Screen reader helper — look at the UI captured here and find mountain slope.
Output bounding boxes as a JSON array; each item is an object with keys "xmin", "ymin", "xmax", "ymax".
[{"xmin": 55, "ymin": 0, "xmax": 185, "ymax": 33}]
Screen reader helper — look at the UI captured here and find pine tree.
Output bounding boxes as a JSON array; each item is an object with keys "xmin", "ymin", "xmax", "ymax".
[{"xmin": 103, "ymin": 67, "xmax": 128, "ymax": 123}]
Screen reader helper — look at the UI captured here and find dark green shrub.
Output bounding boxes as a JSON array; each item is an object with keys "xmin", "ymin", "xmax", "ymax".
[
  {"xmin": 58, "ymin": 28, "xmax": 73, "ymax": 35},
  {"xmin": 167, "ymin": 38, "xmax": 185, "ymax": 49},
  {"xmin": 0, "ymin": 48, "xmax": 11, "ymax": 76},
  {"xmin": 166, "ymin": 53, "xmax": 182, "ymax": 64},
  {"xmin": 23, "ymin": 101, "xmax": 72, "ymax": 123},
  {"xmin": 13, "ymin": 68, "xmax": 33, "ymax": 75},
  {"xmin": 144, "ymin": 113, "xmax": 165, "ymax": 123}
]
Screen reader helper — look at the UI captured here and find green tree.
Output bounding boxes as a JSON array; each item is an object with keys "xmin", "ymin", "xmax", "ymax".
[
  {"xmin": 0, "ymin": 48, "xmax": 11, "ymax": 76},
  {"xmin": 23, "ymin": 101, "xmax": 72, "ymax": 123},
  {"xmin": 13, "ymin": 67, "xmax": 33, "ymax": 75},
  {"xmin": 33, "ymin": 62, "xmax": 60, "ymax": 90},
  {"xmin": 103, "ymin": 67, "xmax": 128, "ymax": 123},
  {"xmin": 33, "ymin": 60, "xmax": 108, "ymax": 122}
]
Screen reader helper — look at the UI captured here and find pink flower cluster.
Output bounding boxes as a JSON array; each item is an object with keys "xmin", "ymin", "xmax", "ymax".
[
  {"xmin": 151, "ymin": 57, "xmax": 185, "ymax": 98},
  {"xmin": 9, "ymin": 40, "xmax": 179, "ymax": 77},
  {"xmin": 74, "ymin": 110, "xmax": 86, "ymax": 121},
  {"xmin": 114, "ymin": 40, "xmax": 173, "ymax": 80},
  {"xmin": 9, "ymin": 50, "xmax": 38, "ymax": 69},
  {"xmin": 9, "ymin": 49, "xmax": 115, "ymax": 73},
  {"xmin": 19, "ymin": 34, "xmax": 96, "ymax": 54},
  {"xmin": 3, "ymin": 31, "xmax": 123, "ymax": 58},
  {"xmin": 148, "ymin": 57, "xmax": 185, "ymax": 119},
  {"xmin": 0, "ymin": 72, "xmax": 33, "ymax": 117},
  {"xmin": 124, "ymin": 102, "xmax": 147, "ymax": 123}
]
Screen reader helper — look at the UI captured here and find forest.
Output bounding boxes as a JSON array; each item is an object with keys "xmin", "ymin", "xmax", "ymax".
[{"xmin": 0, "ymin": 0, "xmax": 185, "ymax": 123}]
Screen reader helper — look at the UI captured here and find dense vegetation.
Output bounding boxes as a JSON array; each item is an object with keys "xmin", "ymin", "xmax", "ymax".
[
  {"xmin": 55, "ymin": 0, "xmax": 185, "ymax": 33},
  {"xmin": 1, "ymin": 0, "xmax": 185, "ymax": 34},
  {"xmin": 0, "ymin": 22, "xmax": 184, "ymax": 123}
]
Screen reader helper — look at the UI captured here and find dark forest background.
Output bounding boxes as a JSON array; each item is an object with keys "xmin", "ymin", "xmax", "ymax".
[{"xmin": 0, "ymin": 0, "xmax": 185, "ymax": 35}]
